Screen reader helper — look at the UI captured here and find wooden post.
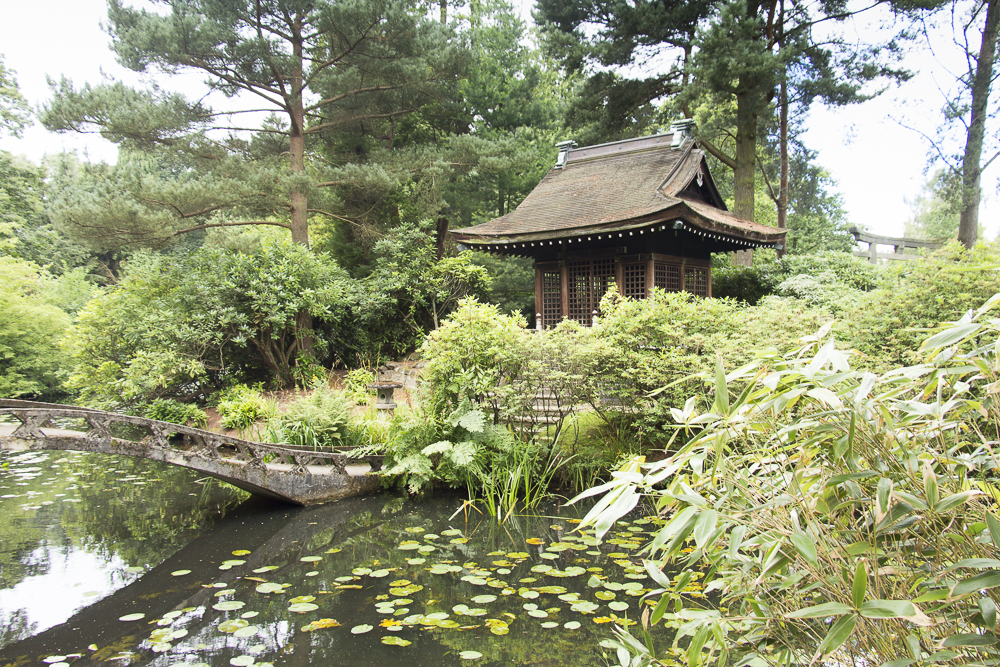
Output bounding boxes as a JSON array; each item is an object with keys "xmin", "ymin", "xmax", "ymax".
[
  {"xmin": 615, "ymin": 259, "xmax": 624, "ymax": 297},
  {"xmin": 645, "ymin": 256, "xmax": 655, "ymax": 297},
  {"xmin": 559, "ymin": 262, "xmax": 569, "ymax": 321},
  {"xmin": 534, "ymin": 266, "xmax": 543, "ymax": 328}
]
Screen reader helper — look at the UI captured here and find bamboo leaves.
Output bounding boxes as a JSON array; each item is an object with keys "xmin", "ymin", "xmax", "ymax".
[{"xmin": 573, "ymin": 303, "xmax": 1000, "ymax": 665}]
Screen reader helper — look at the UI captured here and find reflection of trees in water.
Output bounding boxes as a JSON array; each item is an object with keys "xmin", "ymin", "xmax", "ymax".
[
  {"xmin": 0, "ymin": 609, "xmax": 35, "ymax": 648},
  {"xmin": 0, "ymin": 451, "xmax": 244, "ymax": 593}
]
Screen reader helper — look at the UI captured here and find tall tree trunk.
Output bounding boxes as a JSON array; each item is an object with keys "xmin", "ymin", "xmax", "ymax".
[
  {"xmin": 777, "ymin": 76, "xmax": 789, "ymax": 259},
  {"xmin": 436, "ymin": 216, "xmax": 449, "ymax": 260},
  {"xmin": 289, "ymin": 24, "xmax": 309, "ymax": 248},
  {"xmin": 733, "ymin": 91, "xmax": 757, "ymax": 222},
  {"xmin": 288, "ymin": 19, "xmax": 313, "ymax": 350},
  {"xmin": 776, "ymin": 0, "xmax": 788, "ymax": 243},
  {"xmin": 959, "ymin": 0, "xmax": 1000, "ymax": 248}
]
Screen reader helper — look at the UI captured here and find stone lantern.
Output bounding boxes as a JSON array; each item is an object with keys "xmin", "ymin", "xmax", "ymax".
[{"xmin": 368, "ymin": 381, "xmax": 402, "ymax": 411}]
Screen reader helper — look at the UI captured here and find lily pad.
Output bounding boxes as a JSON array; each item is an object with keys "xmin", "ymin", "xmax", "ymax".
[
  {"xmin": 564, "ymin": 621, "xmax": 581, "ymax": 630},
  {"xmin": 541, "ymin": 622, "xmax": 559, "ymax": 628},
  {"xmin": 288, "ymin": 603, "xmax": 320, "ymax": 613},
  {"xmin": 233, "ymin": 625, "xmax": 259, "ymax": 638},
  {"xmin": 459, "ymin": 651, "xmax": 483, "ymax": 659},
  {"xmin": 171, "ymin": 570, "xmax": 192, "ymax": 576},
  {"xmin": 609, "ymin": 601, "xmax": 630, "ymax": 611},
  {"xmin": 351, "ymin": 624, "xmax": 374, "ymax": 634},
  {"xmin": 470, "ymin": 594, "xmax": 497, "ymax": 604},
  {"xmin": 300, "ymin": 556, "xmax": 322, "ymax": 562},
  {"xmin": 382, "ymin": 636, "xmax": 412, "ymax": 646},
  {"xmin": 255, "ymin": 583, "xmax": 284, "ymax": 594},
  {"xmin": 219, "ymin": 619, "xmax": 250, "ymax": 633},
  {"xmin": 119, "ymin": 613, "xmax": 146, "ymax": 622},
  {"xmin": 213, "ymin": 601, "xmax": 246, "ymax": 611},
  {"xmin": 288, "ymin": 595, "xmax": 316, "ymax": 604}
]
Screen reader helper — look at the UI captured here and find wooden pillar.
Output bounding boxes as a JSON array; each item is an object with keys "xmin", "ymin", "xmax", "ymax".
[
  {"xmin": 534, "ymin": 265, "xmax": 543, "ymax": 328},
  {"xmin": 559, "ymin": 262, "xmax": 569, "ymax": 322},
  {"xmin": 615, "ymin": 258, "xmax": 624, "ymax": 296},
  {"xmin": 706, "ymin": 266, "xmax": 713, "ymax": 298},
  {"xmin": 679, "ymin": 257, "xmax": 687, "ymax": 293},
  {"xmin": 645, "ymin": 256, "xmax": 655, "ymax": 297}
]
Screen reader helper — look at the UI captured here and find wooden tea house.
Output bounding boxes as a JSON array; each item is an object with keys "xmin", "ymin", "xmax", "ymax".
[{"xmin": 451, "ymin": 120, "xmax": 787, "ymax": 328}]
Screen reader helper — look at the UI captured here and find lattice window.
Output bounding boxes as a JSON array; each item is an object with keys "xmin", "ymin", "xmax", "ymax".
[
  {"xmin": 542, "ymin": 271, "xmax": 561, "ymax": 328},
  {"xmin": 592, "ymin": 258, "xmax": 615, "ymax": 309},
  {"xmin": 684, "ymin": 266, "xmax": 709, "ymax": 297},
  {"xmin": 654, "ymin": 262, "xmax": 682, "ymax": 292},
  {"xmin": 623, "ymin": 262, "xmax": 647, "ymax": 299},
  {"xmin": 567, "ymin": 260, "xmax": 591, "ymax": 326}
]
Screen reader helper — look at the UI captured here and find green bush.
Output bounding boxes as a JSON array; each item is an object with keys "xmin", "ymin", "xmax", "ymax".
[
  {"xmin": 419, "ymin": 299, "xmax": 527, "ymax": 417},
  {"xmin": 65, "ymin": 230, "xmax": 354, "ymax": 408},
  {"xmin": 343, "ymin": 368, "xmax": 375, "ymax": 405},
  {"xmin": 710, "ymin": 251, "xmax": 784, "ymax": 305},
  {"xmin": 216, "ymin": 384, "xmax": 277, "ymax": 432},
  {"xmin": 842, "ymin": 241, "xmax": 1000, "ymax": 369},
  {"xmin": 0, "ymin": 257, "xmax": 72, "ymax": 398},
  {"xmin": 144, "ymin": 398, "xmax": 208, "ymax": 427},
  {"xmin": 576, "ymin": 298, "xmax": 1000, "ymax": 665},
  {"xmin": 268, "ymin": 383, "xmax": 355, "ymax": 449},
  {"xmin": 712, "ymin": 249, "xmax": 878, "ymax": 306}
]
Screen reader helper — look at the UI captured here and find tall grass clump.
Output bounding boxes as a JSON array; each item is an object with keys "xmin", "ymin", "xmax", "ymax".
[
  {"xmin": 266, "ymin": 380, "xmax": 355, "ymax": 449},
  {"xmin": 216, "ymin": 383, "xmax": 277, "ymax": 432},
  {"xmin": 577, "ymin": 294, "xmax": 1000, "ymax": 666}
]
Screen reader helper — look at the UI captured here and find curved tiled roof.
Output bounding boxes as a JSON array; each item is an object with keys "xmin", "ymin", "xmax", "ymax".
[{"xmin": 453, "ymin": 133, "xmax": 785, "ymax": 245}]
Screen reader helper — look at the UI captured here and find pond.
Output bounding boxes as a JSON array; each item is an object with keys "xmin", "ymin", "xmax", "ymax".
[{"xmin": 0, "ymin": 449, "xmax": 668, "ymax": 667}]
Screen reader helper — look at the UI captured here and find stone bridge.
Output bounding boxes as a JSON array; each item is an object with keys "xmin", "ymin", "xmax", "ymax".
[{"xmin": 0, "ymin": 399, "xmax": 382, "ymax": 505}]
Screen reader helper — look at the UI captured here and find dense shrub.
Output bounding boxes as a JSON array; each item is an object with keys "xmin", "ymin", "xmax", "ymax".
[
  {"xmin": 842, "ymin": 241, "xmax": 1000, "ymax": 369},
  {"xmin": 592, "ymin": 289, "xmax": 829, "ymax": 415},
  {"xmin": 267, "ymin": 383, "xmax": 356, "ymax": 449},
  {"xmin": 712, "ymin": 249, "xmax": 878, "ymax": 306},
  {"xmin": 144, "ymin": 398, "xmax": 208, "ymax": 427},
  {"xmin": 215, "ymin": 384, "xmax": 277, "ymax": 432},
  {"xmin": 579, "ymin": 295, "xmax": 1000, "ymax": 666},
  {"xmin": 0, "ymin": 257, "xmax": 72, "ymax": 398},
  {"xmin": 419, "ymin": 299, "xmax": 527, "ymax": 417},
  {"xmin": 65, "ymin": 231, "xmax": 354, "ymax": 408}
]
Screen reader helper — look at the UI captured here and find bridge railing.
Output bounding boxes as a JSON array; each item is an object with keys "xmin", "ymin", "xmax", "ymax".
[
  {"xmin": 849, "ymin": 226, "xmax": 946, "ymax": 264},
  {"xmin": 0, "ymin": 399, "xmax": 383, "ymax": 476}
]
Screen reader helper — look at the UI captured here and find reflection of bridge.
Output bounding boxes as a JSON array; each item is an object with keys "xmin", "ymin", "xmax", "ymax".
[{"xmin": 0, "ymin": 400, "xmax": 382, "ymax": 505}]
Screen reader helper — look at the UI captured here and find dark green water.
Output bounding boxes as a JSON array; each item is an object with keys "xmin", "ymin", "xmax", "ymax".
[{"xmin": 0, "ymin": 450, "xmax": 665, "ymax": 667}]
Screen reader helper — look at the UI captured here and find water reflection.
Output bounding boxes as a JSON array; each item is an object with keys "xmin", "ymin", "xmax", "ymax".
[
  {"xmin": 0, "ymin": 451, "xmax": 668, "ymax": 667},
  {"xmin": 0, "ymin": 450, "xmax": 247, "ymax": 649}
]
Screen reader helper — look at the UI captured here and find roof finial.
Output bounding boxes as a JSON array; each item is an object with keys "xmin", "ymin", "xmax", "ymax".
[
  {"xmin": 554, "ymin": 140, "xmax": 578, "ymax": 169},
  {"xmin": 670, "ymin": 119, "xmax": 696, "ymax": 148}
]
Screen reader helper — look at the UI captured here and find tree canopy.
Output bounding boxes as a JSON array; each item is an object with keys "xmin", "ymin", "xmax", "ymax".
[{"xmin": 42, "ymin": 0, "xmax": 466, "ymax": 250}]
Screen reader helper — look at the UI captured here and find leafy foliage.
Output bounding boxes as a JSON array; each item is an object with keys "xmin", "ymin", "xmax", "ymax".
[
  {"xmin": 0, "ymin": 55, "xmax": 30, "ymax": 137},
  {"xmin": 65, "ymin": 231, "xmax": 353, "ymax": 408},
  {"xmin": 268, "ymin": 382, "xmax": 356, "ymax": 449},
  {"xmin": 575, "ymin": 296, "xmax": 1000, "ymax": 665},
  {"xmin": 144, "ymin": 398, "xmax": 208, "ymax": 427},
  {"xmin": 842, "ymin": 241, "xmax": 1000, "ymax": 369},
  {"xmin": 215, "ymin": 384, "xmax": 277, "ymax": 432},
  {"xmin": 0, "ymin": 257, "xmax": 72, "ymax": 398}
]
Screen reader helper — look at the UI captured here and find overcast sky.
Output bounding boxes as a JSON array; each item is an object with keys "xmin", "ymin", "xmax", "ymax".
[{"xmin": 0, "ymin": 0, "xmax": 995, "ymax": 240}]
